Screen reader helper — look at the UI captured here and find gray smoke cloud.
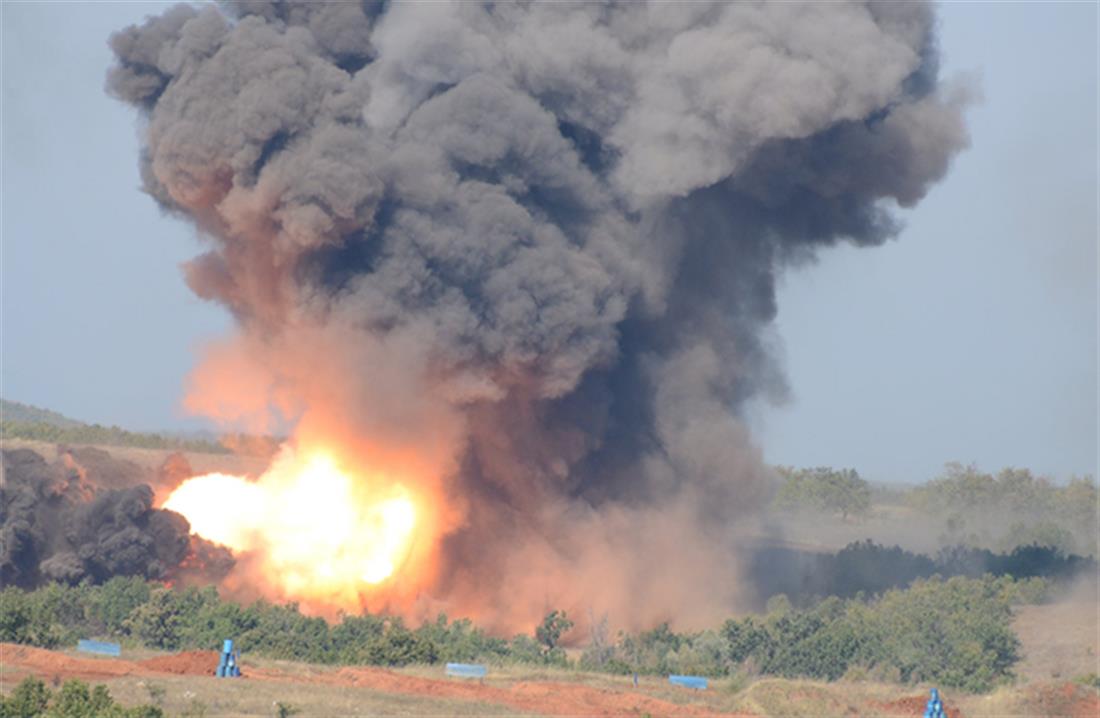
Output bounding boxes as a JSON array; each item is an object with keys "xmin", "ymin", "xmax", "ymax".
[{"xmin": 107, "ymin": 1, "xmax": 969, "ymax": 630}]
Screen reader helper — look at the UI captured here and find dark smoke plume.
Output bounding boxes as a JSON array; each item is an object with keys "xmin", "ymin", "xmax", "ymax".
[
  {"xmin": 0, "ymin": 448, "xmax": 232, "ymax": 588},
  {"xmin": 746, "ymin": 539, "xmax": 1097, "ymax": 609},
  {"xmin": 107, "ymin": 1, "xmax": 969, "ymax": 629}
]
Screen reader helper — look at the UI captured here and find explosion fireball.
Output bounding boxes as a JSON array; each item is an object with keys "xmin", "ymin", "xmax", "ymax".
[{"xmin": 162, "ymin": 448, "xmax": 419, "ymax": 611}]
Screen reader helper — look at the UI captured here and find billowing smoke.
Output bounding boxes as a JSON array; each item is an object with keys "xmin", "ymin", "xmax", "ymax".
[
  {"xmin": 107, "ymin": 1, "xmax": 968, "ymax": 631},
  {"xmin": 0, "ymin": 448, "xmax": 232, "ymax": 588}
]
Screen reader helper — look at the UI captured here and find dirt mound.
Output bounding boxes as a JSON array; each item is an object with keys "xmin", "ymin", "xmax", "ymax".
[
  {"xmin": 139, "ymin": 650, "xmax": 219, "ymax": 676},
  {"xmin": 877, "ymin": 693, "xmax": 964, "ymax": 717},
  {"xmin": 0, "ymin": 644, "xmax": 139, "ymax": 681},
  {"xmin": 0, "ymin": 644, "xmax": 220, "ymax": 681}
]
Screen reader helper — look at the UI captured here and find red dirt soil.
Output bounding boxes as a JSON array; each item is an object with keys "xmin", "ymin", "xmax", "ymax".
[
  {"xmin": 1022, "ymin": 682, "xmax": 1100, "ymax": 718},
  {"xmin": 876, "ymin": 694, "xmax": 964, "ymax": 718},
  {"xmin": 1, "ymin": 643, "xmax": 751, "ymax": 717},
  {"xmin": 137, "ymin": 650, "xmax": 220, "ymax": 675},
  {"xmin": 0, "ymin": 645, "xmax": 220, "ymax": 680}
]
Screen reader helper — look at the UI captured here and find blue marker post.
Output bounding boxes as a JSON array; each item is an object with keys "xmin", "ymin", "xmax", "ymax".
[
  {"xmin": 216, "ymin": 639, "xmax": 241, "ymax": 677},
  {"xmin": 924, "ymin": 688, "xmax": 947, "ymax": 718}
]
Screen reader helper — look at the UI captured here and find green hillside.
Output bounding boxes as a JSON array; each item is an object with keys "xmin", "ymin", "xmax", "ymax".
[
  {"xmin": 0, "ymin": 398, "xmax": 228, "ymax": 453},
  {"xmin": 0, "ymin": 398, "xmax": 86, "ymax": 428}
]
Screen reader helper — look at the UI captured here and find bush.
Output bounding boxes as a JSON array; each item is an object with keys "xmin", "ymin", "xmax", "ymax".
[
  {"xmin": 0, "ymin": 677, "xmax": 162, "ymax": 718},
  {"xmin": 0, "ymin": 574, "xmax": 1034, "ymax": 691},
  {"xmin": 87, "ymin": 578, "xmax": 152, "ymax": 636},
  {"xmin": 1075, "ymin": 673, "xmax": 1100, "ymax": 691},
  {"xmin": 0, "ymin": 585, "xmax": 74, "ymax": 648},
  {"xmin": 0, "ymin": 676, "xmax": 50, "ymax": 718},
  {"xmin": 861, "ymin": 576, "xmax": 1020, "ymax": 691},
  {"xmin": 507, "ymin": 634, "xmax": 545, "ymax": 664},
  {"xmin": 614, "ymin": 576, "xmax": 1024, "ymax": 690},
  {"xmin": 124, "ymin": 588, "xmax": 184, "ymax": 650}
]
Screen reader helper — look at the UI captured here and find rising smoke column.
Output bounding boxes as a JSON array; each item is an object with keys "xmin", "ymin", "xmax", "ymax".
[{"xmin": 107, "ymin": 1, "xmax": 969, "ymax": 631}]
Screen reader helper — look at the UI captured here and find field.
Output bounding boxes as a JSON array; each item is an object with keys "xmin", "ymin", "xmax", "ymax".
[{"xmin": 3, "ymin": 603, "xmax": 1098, "ymax": 718}]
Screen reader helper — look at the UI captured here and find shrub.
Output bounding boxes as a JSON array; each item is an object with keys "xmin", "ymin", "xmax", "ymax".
[
  {"xmin": 0, "ymin": 677, "xmax": 162, "ymax": 718},
  {"xmin": 0, "ymin": 573, "xmax": 1034, "ymax": 691},
  {"xmin": 714, "ymin": 576, "xmax": 1021, "ymax": 690},
  {"xmin": 123, "ymin": 588, "xmax": 183, "ymax": 650},
  {"xmin": 0, "ymin": 677, "xmax": 50, "ymax": 718}
]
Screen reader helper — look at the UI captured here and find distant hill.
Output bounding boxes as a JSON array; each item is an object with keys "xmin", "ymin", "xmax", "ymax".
[
  {"xmin": 0, "ymin": 397, "xmax": 229, "ymax": 453},
  {"xmin": 0, "ymin": 399, "xmax": 283, "ymax": 456},
  {"xmin": 1, "ymin": 399, "xmax": 86, "ymax": 428}
]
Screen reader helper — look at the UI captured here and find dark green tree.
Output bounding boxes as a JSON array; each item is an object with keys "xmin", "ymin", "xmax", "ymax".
[
  {"xmin": 0, "ymin": 677, "xmax": 50, "ymax": 718},
  {"xmin": 123, "ymin": 588, "xmax": 182, "ymax": 650},
  {"xmin": 535, "ymin": 609, "xmax": 574, "ymax": 663},
  {"xmin": 535, "ymin": 609, "xmax": 573, "ymax": 652}
]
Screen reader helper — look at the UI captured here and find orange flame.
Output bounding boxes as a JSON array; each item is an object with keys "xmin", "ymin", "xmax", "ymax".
[{"xmin": 162, "ymin": 447, "xmax": 421, "ymax": 611}]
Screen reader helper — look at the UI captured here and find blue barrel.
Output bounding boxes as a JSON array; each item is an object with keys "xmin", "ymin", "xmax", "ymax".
[
  {"xmin": 216, "ymin": 638, "xmax": 241, "ymax": 677},
  {"xmin": 924, "ymin": 687, "xmax": 947, "ymax": 718}
]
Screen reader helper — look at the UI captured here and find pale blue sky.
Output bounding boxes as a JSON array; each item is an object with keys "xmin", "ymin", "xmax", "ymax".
[{"xmin": 2, "ymin": 2, "xmax": 1096, "ymax": 484}]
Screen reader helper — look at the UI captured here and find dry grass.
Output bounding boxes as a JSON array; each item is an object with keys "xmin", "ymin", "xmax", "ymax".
[
  {"xmin": 1, "ymin": 671, "xmax": 537, "ymax": 718},
  {"xmin": 717, "ymin": 677, "xmax": 1100, "ymax": 718},
  {"xmin": 391, "ymin": 663, "xmax": 757, "ymax": 714},
  {"xmin": 1012, "ymin": 577, "xmax": 1099, "ymax": 683},
  {"xmin": 6, "ymin": 644, "xmax": 1096, "ymax": 717}
]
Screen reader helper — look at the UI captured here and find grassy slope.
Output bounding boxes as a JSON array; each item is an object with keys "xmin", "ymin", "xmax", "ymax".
[{"xmin": 1, "ymin": 673, "xmax": 530, "ymax": 718}]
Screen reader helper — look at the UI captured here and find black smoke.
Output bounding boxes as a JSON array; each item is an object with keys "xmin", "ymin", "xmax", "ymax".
[
  {"xmin": 107, "ymin": 1, "xmax": 970, "ymax": 628},
  {"xmin": 0, "ymin": 448, "xmax": 232, "ymax": 589},
  {"xmin": 746, "ymin": 539, "xmax": 1097, "ymax": 608}
]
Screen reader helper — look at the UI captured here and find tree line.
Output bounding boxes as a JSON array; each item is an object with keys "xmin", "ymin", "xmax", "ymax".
[
  {"xmin": 1, "ymin": 420, "xmax": 229, "ymax": 454},
  {"xmin": 770, "ymin": 464, "xmax": 1097, "ymax": 556},
  {"xmin": 906, "ymin": 463, "xmax": 1097, "ymax": 554},
  {"xmin": 0, "ymin": 574, "xmax": 1047, "ymax": 693},
  {"xmin": 748, "ymin": 539, "xmax": 1094, "ymax": 606}
]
